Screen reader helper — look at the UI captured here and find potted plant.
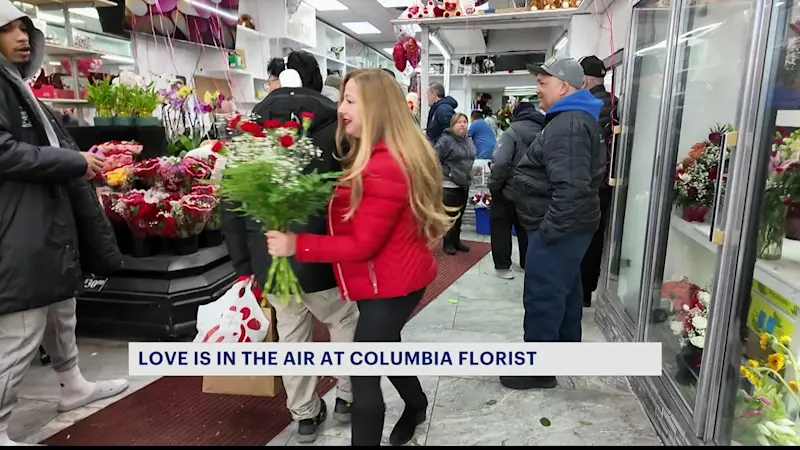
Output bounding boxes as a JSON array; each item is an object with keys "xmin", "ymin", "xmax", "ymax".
[
  {"xmin": 133, "ymin": 84, "xmax": 162, "ymax": 126},
  {"xmin": 114, "ymin": 84, "xmax": 135, "ymax": 126},
  {"xmin": 86, "ymin": 77, "xmax": 116, "ymax": 125}
]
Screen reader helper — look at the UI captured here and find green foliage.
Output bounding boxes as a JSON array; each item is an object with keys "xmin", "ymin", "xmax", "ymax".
[{"xmin": 86, "ymin": 77, "xmax": 117, "ymax": 117}]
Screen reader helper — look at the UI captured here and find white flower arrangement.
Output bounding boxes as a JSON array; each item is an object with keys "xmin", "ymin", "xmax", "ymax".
[{"xmin": 670, "ymin": 289, "xmax": 711, "ymax": 349}]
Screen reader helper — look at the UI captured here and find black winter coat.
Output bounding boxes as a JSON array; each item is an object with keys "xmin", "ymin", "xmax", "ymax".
[
  {"xmin": 511, "ymin": 90, "xmax": 606, "ymax": 244},
  {"xmin": 487, "ymin": 106, "xmax": 544, "ymax": 200},
  {"xmin": 221, "ymin": 87, "xmax": 339, "ymax": 293},
  {"xmin": 0, "ymin": 71, "xmax": 123, "ymax": 316}
]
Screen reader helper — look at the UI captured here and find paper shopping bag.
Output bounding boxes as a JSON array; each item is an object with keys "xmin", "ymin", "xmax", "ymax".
[{"xmin": 201, "ymin": 293, "xmax": 284, "ymax": 397}]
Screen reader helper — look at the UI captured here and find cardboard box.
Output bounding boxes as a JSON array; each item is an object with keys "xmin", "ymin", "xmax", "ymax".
[{"xmin": 201, "ymin": 302, "xmax": 284, "ymax": 397}]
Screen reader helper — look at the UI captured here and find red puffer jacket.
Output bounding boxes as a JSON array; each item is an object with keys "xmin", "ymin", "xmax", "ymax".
[{"xmin": 295, "ymin": 142, "xmax": 437, "ymax": 301}]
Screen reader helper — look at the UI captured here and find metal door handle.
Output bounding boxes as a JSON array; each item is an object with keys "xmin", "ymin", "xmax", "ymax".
[
  {"xmin": 709, "ymin": 131, "xmax": 737, "ymax": 245},
  {"xmin": 608, "ymin": 125, "xmax": 623, "ymax": 187}
]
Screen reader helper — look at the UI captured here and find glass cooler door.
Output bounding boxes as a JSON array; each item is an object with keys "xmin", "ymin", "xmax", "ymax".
[
  {"xmin": 635, "ymin": 0, "xmax": 759, "ymax": 430},
  {"xmin": 709, "ymin": 0, "xmax": 800, "ymax": 444},
  {"xmin": 603, "ymin": 0, "xmax": 672, "ymax": 328}
]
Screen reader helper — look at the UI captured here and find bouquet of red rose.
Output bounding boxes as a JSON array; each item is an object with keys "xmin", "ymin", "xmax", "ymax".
[
  {"xmin": 191, "ymin": 184, "xmax": 221, "ymax": 231},
  {"xmin": 118, "ymin": 189, "xmax": 162, "ymax": 239},
  {"xmin": 217, "ymin": 113, "xmax": 342, "ymax": 306},
  {"xmin": 131, "ymin": 158, "xmax": 161, "ymax": 187},
  {"xmin": 169, "ymin": 193, "xmax": 216, "ymax": 238},
  {"xmin": 158, "ymin": 156, "xmax": 192, "ymax": 193}
]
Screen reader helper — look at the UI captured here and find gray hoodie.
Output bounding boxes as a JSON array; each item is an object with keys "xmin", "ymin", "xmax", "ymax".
[{"xmin": 0, "ymin": 0, "xmax": 58, "ymax": 147}]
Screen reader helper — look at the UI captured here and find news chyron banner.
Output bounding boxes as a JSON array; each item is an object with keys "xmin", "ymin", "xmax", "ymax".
[{"xmin": 128, "ymin": 342, "xmax": 662, "ymax": 377}]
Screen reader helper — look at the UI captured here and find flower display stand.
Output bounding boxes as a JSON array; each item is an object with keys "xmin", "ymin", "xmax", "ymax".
[
  {"xmin": 69, "ymin": 126, "xmax": 236, "ymax": 340},
  {"xmin": 77, "ymin": 244, "xmax": 237, "ymax": 339}
]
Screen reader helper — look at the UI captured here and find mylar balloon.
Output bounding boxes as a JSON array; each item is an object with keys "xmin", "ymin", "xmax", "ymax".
[{"xmin": 393, "ymin": 40, "xmax": 408, "ymax": 72}]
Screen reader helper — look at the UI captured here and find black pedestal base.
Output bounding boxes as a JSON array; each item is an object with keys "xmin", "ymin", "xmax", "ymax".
[{"xmin": 76, "ymin": 244, "xmax": 236, "ymax": 340}]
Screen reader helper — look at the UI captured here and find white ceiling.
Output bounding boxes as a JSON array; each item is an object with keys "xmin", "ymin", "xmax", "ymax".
[{"xmin": 312, "ymin": 0, "xmax": 531, "ymax": 55}]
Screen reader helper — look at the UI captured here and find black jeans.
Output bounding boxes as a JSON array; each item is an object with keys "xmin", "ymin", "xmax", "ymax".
[
  {"xmin": 579, "ymin": 187, "xmax": 614, "ymax": 303},
  {"xmin": 443, "ymin": 187, "xmax": 468, "ymax": 249},
  {"xmin": 351, "ymin": 289, "xmax": 428, "ymax": 446},
  {"xmin": 489, "ymin": 190, "xmax": 528, "ymax": 270}
]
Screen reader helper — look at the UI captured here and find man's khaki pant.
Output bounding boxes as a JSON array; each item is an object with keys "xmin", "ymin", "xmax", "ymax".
[{"xmin": 270, "ymin": 288, "xmax": 358, "ymax": 421}]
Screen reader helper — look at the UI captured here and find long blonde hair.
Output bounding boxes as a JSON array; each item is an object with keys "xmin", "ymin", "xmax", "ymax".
[{"xmin": 335, "ymin": 69, "xmax": 453, "ymax": 244}]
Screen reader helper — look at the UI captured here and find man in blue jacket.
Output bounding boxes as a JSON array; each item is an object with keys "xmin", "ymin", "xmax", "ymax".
[
  {"xmin": 503, "ymin": 57, "xmax": 606, "ymax": 391},
  {"xmin": 468, "ymin": 110, "xmax": 497, "ymax": 159},
  {"xmin": 425, "ymin": 81, "xmax": 457, "ymax": 144}
]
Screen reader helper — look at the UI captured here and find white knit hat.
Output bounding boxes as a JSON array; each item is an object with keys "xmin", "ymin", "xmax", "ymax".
[{"xmin": 278, "ymin": 69, "xmax": 303, "ymax": 88}]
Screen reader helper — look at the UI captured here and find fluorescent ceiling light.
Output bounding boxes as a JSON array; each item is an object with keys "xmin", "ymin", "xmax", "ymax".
[
  {"xmin": 38, "ymin": 12, "xmax": 83, "ymax": 24},
  {"xmin": 430, "ymin": 33, "xmax": 450, "ymax": 59},
  {"xmin": 303, "ymin": 0, "xmax": 348, "ymax": 11},
  {"xmin": 188, "ymin": 0, "xmax": 239, "ymax": 21},
  {"xmin": 376, "ymin": 0, "xmax": 410, "ymax": 7},
  {"xmin": 341, "ymin": 21, "xmax": 381, "ymax": 35},
  {"xmin": 554, "ymin": 35, "xmax": 568, "ymax": 51},
  {"xmin": 102, "ymin": 54, "xmax": 136, "ymax": 64},
  {"xmin": 69, "ymin": 7, "xmax": 99, "ymax": 19}
]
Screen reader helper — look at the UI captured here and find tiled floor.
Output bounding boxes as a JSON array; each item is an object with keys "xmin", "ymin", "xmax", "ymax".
[{"xmin": 8, "ymin": 231, "xmax": 662, "ymax": 446}]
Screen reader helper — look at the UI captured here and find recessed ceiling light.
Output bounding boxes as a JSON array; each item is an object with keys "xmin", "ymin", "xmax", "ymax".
[
  {"xmin": 341, "ymin": 21, "xmax": 381, "ymax": 35},
  {"xmin": 376, "ymin": 0, "xmax": 410, "ymax": 7},
  {"xmin": 303, "ymin": 0, "xmax": 349, "ymax": 11}
]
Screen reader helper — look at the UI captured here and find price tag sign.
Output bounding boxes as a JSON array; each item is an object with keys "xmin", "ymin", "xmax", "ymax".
[{"xmin": 83, "ymin": 276, "xmax": 108, "ymax": 292}]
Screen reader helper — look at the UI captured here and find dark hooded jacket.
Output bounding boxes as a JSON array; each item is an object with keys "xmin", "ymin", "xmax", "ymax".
[
  {"xmin": 487, "ymin": 103, "xmax": 545, "ymax": 200},
  {"xmin": 221, "ymin": 87, "xmax": 339, "ymax": 293},
  {"xmin": 0, "ymin": 1, "xmax": 123, "ymax": 316},
  {"xmin": 426, "ymin": 96, "xmax": 457, "ymax": 145},
  {"xmin": 511, "ymin": 89, "xmax": 606, "ymax": 244}
]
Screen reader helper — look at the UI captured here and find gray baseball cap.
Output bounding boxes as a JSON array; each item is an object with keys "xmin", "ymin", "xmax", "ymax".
[{"xmin": 527, "ymin": 56, "xmax": 585, "ymax": 89}]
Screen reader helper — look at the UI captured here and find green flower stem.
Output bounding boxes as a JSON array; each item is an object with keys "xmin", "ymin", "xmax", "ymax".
[{"xmin": 752, "ymin": 366, "xmax": 800, "ymax": 406}]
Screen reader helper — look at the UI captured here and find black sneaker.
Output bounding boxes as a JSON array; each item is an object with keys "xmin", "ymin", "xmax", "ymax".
[
  {"xmin": 39, "ymin": 346, "xmax": 51, "ymax": 366},
  {"xmin": 333, "ymin": 397, "xmax": 351, "ymax": 423},
  {"xmin": 297, "ymin": 399, "xmax": 327, "ymax": 443},
  {"xmin": 499, "ymin": 376, "xmax": 557, "ymax": 390}
]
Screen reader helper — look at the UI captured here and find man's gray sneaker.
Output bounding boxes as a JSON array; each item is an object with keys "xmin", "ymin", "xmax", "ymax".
[{"xmin": 333, "ymin": 397, "xmax": 352, "ymax": 423}]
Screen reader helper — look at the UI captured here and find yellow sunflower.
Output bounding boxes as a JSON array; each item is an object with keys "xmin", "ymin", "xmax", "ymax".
[
  {"xmin": 760, "ymin": 333, "xmax": 770, "ymax": 350},
  {"xmin": 740, "ymin": 365, "xmax": 749, "ymax": 376},
  {"xmin": 748, "ymin": 359, "xmax": 760, "ymax": 368},
  {"xmin": 780, "ymin": 335, "xmax": 792, "ymax": 345},
  {"xmin": 790, "ymin": 380, "xmax": 799, "ymax": 392},
  {"xmin": 768, "ymin": 353, "xmax": 786, "ymax": 371}
]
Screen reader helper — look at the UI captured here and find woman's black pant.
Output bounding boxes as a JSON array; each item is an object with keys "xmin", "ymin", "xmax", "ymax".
[
  {"xmin": 350, "ymin": 289, "xmax": 427, "ymax": 446},
  {"xmin": 443, "ymin": 187, "xmax": 468, "ymax": 249}
]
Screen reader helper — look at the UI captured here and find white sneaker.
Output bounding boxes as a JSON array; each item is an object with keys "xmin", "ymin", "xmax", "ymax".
[
  {"xmin": 495, "ymin": 269, "xmax": 514, "ymax": 280},
  {"xmin": 57, "ymin": 379, "xmax": 130, "ymax": 412}
]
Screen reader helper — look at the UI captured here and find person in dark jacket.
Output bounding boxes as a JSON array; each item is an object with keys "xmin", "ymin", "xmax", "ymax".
[
  {"xmin": 435, "ymin": 112, "xmax": 476, "ymax": 255},
  {"xmin": 220, "ymin": 50, "xmax": 358, "ymax": 444},
  {"xmin": 579, "ymin": 55, "xmax": 619, "ymax": 307},
  {"xmin": 0, "ymin": 3, "xmax": 128, "ymax": 444},
  {"xmin": 487, "ymin": 102, "xmax": 544, "ymax": 279},
  {"xmin": 501, "ymin": 57, "xmax": 605, "ymax": 391},
  {"xmin": 425, "ymin": 81, "xmax": 457, "ymax": 145}
]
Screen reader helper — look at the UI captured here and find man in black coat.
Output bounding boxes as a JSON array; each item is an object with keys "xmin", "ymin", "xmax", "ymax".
[
  {"xmin": 487, "ymin": 102, "xmax": 544, "ymax": 279},
  {"xmin": 220, "ymin": 50, "xmax": 357, "ymax": 444},
  {"xmin": 0, "ymin": 2, "xmax": 129, "ymax": 444},
  {"xmin": 578, "ymin": 55, "xmax": 620, "ymax": 307}
]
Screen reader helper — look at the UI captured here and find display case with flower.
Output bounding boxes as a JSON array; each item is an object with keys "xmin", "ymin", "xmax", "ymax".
[
  {"xmin": 757, "ymin": 135, "xmax": 800, "ymax": 259},
  {"xmin": 669, "ymin": 286, "xmax": 710, "ymax": 385},
  {"xmin": 673, "ymin": 124, "xmax": 732, "ymax": 222},
  {"xmin": 733, "ymin": 332, "xmax": 800, "ymax": 446}
]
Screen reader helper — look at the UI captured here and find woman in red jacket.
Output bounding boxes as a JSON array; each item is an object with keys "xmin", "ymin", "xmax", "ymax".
[{"xmin": 266, "ymin": 69, "xmax": 452, "ymax": 446}]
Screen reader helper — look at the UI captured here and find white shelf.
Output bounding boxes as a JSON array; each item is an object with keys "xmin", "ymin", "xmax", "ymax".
[
  {"xmin": 44, "ymin": 42, "xmax": 99, "ymax": 56},
  {"xmin": 776, "ymin": 110, "xmax": 800, "ymax": 128},
  {"xmin": 670, "ymin": 213, "xmax": 800, "ymax": 304},
  {"xmin": 26, "ymin": 0, "xmax": 117, "ymax": 7},
  {"xmin": 200, "ymin": 68, "xmax": 253, "ymax": 79},
  {"xmin": 39, "ymin": 98, "xmax": 88, "ymax": 104},
  {"xmin": 392, "ymin": 8, "xmax": 579, "ymax": 30},
  {"xmin": 429, "ymin": 71, "xmax": 530, "ymax": 77}
]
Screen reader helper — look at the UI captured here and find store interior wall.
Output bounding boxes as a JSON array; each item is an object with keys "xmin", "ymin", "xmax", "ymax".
[{"xmin": 567, "ymin": 0, "xmax": 631, "ymax": 60}]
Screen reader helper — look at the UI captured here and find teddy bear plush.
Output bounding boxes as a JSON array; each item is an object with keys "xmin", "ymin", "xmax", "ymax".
[
  {"xmin": 400, "ymin": 0, "xmax": 423, "ymax": 19},
  {"xmin": 460, "ymin": 0, "xmax": 476, "ymax": 14},
  {"xmin": 426, "ymin": 0, "xmax": 445, "ymax": 17},
  {"xmin": 443, "ymin": 0, "xmax": 462, "ymax": 17}
]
